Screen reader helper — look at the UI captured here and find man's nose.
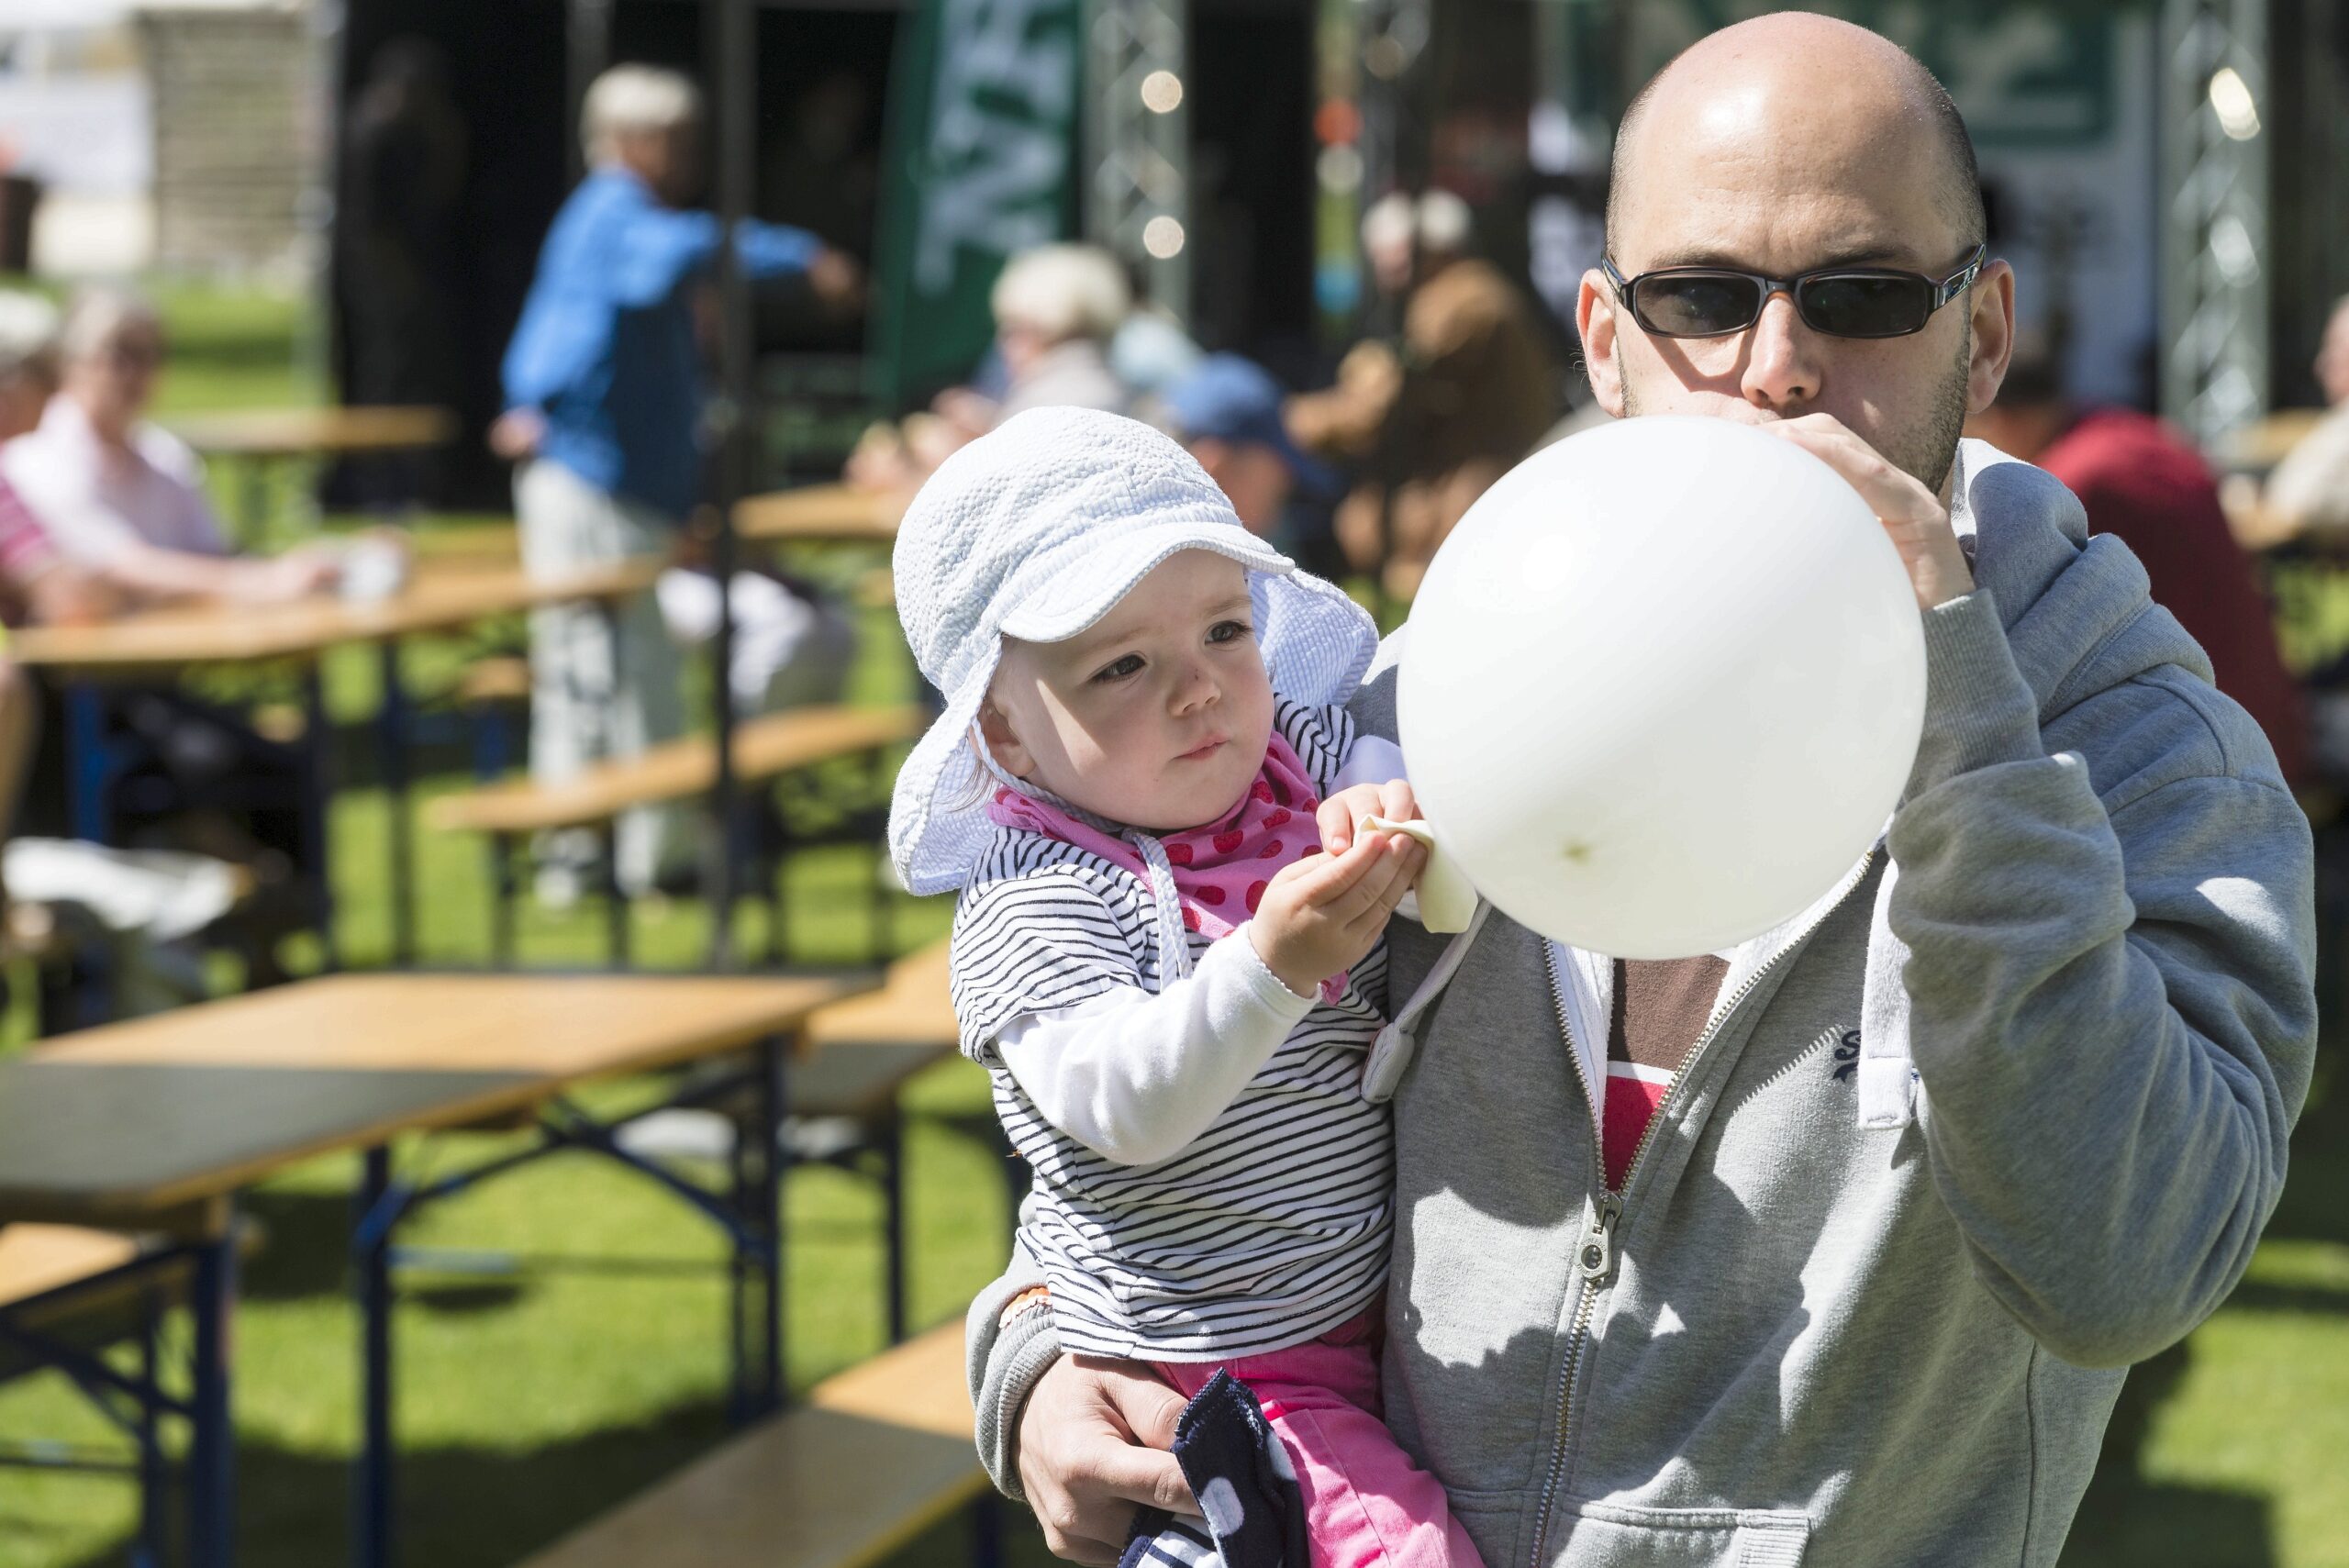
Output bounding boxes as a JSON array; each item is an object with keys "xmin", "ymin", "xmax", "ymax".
[{"xmin": 1739, "ymin": 290, "xmax": 1821, "ymax": 413}]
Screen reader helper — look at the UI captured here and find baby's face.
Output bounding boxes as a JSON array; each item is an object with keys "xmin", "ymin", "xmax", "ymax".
[{"xmin": 984, "ymin": 550, "xmax": 1275, "ymax": 833}]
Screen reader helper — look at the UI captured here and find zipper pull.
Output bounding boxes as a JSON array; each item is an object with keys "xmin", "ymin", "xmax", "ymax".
[{"xmin": 1578, "ymin": 1193, "xmax": 1622, "ymax": 1284}]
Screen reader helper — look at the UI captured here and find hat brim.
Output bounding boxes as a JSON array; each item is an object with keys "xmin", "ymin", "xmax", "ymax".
[{"xmin": 997, "ymin": 522, "xmax": 1296, "ymax": 645}]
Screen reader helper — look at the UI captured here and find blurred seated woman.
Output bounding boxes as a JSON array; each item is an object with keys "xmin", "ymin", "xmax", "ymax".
[{"xmin": 2, "ymin": 288, "xmax": 340, "ymax": 606}]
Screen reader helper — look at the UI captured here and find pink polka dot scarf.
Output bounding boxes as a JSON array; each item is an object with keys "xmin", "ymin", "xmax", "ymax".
[{"xmin": 985, "ymin": 729, "xmax": 1345, "ymax": 1005}]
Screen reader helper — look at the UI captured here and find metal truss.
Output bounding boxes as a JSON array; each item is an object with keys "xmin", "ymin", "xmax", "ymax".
[
  {"xmin": 1084, "ymin": 0, "xmax": 1191, "ymax": 321},
  {"xmin": 2160, "ymin": 0, "xmax": 2271, "ymax": 446}
]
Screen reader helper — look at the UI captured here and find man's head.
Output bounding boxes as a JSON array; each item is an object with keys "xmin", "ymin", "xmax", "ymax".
[
  {"xmin": 2316, "ymin": 295, "xmax": 2349, "ymax": 407},
  {"xmin": 1158, "ymin": 355, "xmax": 1332, "ymax": 537},
  {"xmin": 0, "ymin": 291, "xmax": 60, "ymax": 441},
  {"xmin": 1361, "ymin": 189, "xmax": 1473, "ymax": 296},
  {"xmin": 583, "ymin": 64, "xmax": 701, "ymax": 206},
  {"xmin": 59, "ymin": 286, "xmax": 163, "ymax": 442},
  {"xmin": 989, "ymin": 244, "xmax": 1130, "ymax": 377},
  {"xmin": 1579, "ymin": 13, "xmax": 2013, "ymax": 495}
]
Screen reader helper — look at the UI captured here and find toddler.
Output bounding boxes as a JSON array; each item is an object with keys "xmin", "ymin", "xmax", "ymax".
[{"xmin": 889, "ymin": 406, "xmax": 1483, "ymax": 1566}]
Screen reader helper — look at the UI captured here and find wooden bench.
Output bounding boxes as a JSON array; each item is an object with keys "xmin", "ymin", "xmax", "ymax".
[
  {"xmin": 0, "ymin": 1224, "xmax": 207, "ymax": 1555},
  {"xmin": 794, "ymin": 940, "xmax": 960, "ymax": 1340},
  {"xmin": 425, "ymin": 704, "xmax": 926, "ymax": 965},
  {"xmin": 517, "ymin": 1321, "xmax": 992, "ymax": 1568}
]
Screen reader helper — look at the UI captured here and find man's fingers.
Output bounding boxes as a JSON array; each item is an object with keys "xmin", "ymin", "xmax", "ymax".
[
  {"xmin": 1103, "ymin": 1365, "xmax": 1189, "ymax": 1451},
  {"xmin": 1763, "ymin": 415, "xmax": 1937, "ymax": 523},
  {"xmin": 1035, "ymin": 1520, "xmax": 1120, "ymax": 1568},
  {"xmin": 1086, "ymin": 1443, "xmax": 1201, "ymax": 1517}
]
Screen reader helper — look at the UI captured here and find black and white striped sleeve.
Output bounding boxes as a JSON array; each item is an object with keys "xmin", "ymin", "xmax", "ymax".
[
  {"xmin": 951, "ymin": 848, "xmax": 1146, "ymax": 1068},
  {"xmin": 1275, "ymin": 698, "xmax": 1360, "ymax": 799}
]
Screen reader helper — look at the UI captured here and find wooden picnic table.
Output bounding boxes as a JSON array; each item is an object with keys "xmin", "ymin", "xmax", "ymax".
[
  {"xmin": 163, "ymin": 406, "xmax": 460, "ymax": 549},
  {"xmin": 0, "ymin": 970, "xmax": 855, "ymax": 1568},
  {"xmin": 10, "ymin": 557, "xmax": 660, "ymax": 673},
  {"xmin": 162, "ymin": 406, "xmax": 459, "ymax": 462},
  {"xmin": 2209, "ymin": 406, "xmax": 2326, "ymax": 483},
  {"xmin": 13, "ymin": 557, "xmax": 664, "ymax": 967},
  {"xmin": 734, "ymin": 484, "xmax": 904, "ymax": 545}
]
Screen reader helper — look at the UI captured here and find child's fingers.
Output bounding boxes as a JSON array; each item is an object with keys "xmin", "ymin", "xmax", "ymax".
[
  {"xmin": 1326, "ymin": 833, "xmax": 1424, "ymax": 926},
  {"xmin": 1379, "ymin": 779, "xmax": 1420, "ymax": 824},
  {"xmin": 1318, "ymin": 795, "xmax": 1358, "ymax": 855},
  {"xmin": 1278, "ymin": 840, "xmax": 1386, "ymax": 906}
]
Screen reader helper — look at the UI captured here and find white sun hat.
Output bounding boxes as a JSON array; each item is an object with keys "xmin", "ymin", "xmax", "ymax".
[{"xmin": 888, "ymin": 405, "xmax": 1379, "ymax": 895}]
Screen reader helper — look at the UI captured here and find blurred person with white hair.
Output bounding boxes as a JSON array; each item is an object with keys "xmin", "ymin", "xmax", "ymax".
[
  {"xmin": 495, "ymin": 61, "xmax": 862, "ymax": 904},
  {"xmin": 1, "ymin": 289, "xmax": 342, "ymax": 606},
  {"xmin": 850, "ymin": 242, "xmax": 1141, "ymax": 496},
  {"xmin": 933, "ymin": 242, "xmax": 1134, "ymax": 435},
  {"xmin": 1290, "ymin": 189, "xmax": 1559, "ymax": 600}
]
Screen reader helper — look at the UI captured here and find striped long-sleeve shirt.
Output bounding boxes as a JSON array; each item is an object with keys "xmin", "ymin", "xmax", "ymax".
[{"xmin": 949, "ymin": 700, "xmax": 1396, "ymax": 1361}]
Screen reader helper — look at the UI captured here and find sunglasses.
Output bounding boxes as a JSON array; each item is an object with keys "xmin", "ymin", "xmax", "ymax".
[{"xmin": 1602, "ymin": 244, "xmax": 1987, "ymax": 340}]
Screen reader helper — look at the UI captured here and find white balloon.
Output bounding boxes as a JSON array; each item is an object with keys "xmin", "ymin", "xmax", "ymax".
[{"xmin": 1398, "ymin": 416, "xmax": 1926, "ymax": 959}]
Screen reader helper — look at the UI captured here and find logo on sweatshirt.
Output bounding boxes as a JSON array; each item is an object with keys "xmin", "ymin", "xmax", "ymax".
[{"xmin": 1829, "ymin": 1028, "xmax": 1862, "ymax": 1083}]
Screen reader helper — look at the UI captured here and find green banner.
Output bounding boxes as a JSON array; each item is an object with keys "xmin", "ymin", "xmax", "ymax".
[
  {"xmin": 1612, "ymin": 2, "xmax": 2124, "ymax": 147},
  {"xmin": 871, "ymin": 0, "xmax": 1083, "ymax": 410}
]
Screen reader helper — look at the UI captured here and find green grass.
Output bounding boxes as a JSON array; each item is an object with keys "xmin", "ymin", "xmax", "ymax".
[{"xmin": 4, "ymin": 281, "xmax": 2347, "ymax": 1568}]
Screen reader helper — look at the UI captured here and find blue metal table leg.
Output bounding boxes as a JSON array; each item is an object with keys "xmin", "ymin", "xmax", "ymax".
[
  {"xmin": 353, "ymin": 1146, "xmax": 396, "ymax": 1568},
  {"xmin": 728, "ymin": 1035, "xmax": 785, "ymax": 1422},
  {"xmin": 134, "ymin": 1283, "xmax": 166, "ymax": 1568},
  {"xmin": 881, "ymin": 1104, "xmax": 907, "ymax": 1345},
  {"xmin": 601, "ymin": 823, "xmax": 629, "ymax": 967},
  {"xmin": 301, "ymin": 662, "xmax": 340, "ymax": 971},
  {"xmin": 376, "ymin": 641, "xmax": 416, "ymax": 967},
  {"xmin": 187, "ymin": 1209, "xmax": 238, "ymax": 1568},
  {"xmin": 490, "ymin": 833, "xmax": 517, "ymax": 970},
  {"xmin": 971, "ymin": 1493, "xmax": 1005, "ymax": 1568},
  {"xmin": 63, "ymin": 684, "xmax": 111, "ymax": 844}
]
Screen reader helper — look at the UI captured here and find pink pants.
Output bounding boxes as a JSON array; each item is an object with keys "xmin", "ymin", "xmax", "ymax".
[{"xmin": 1153, "ymin": 1311, "xmax": 1486, "ymax": 1568}]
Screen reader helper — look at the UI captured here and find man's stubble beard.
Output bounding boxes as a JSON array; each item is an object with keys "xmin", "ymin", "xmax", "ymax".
[{"xmin": 1617, "ymin": 321, "xmax": 1974, "ymax": 493}]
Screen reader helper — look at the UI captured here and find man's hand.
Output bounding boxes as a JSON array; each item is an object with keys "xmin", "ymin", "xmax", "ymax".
[
  {"xmin": 1017, "ymin": 1354, "xmax": 1197, "ymax": 1565},
  {"xmin": 1248, "ymin": 829, "xmax": 1423, "ymax": 996},
  {"xmin": 1763, "ymin": 413, "xmax": 1975, "ymax": 611},
  {"xmin": 488, "ymin": 407, "xmax": 546, "ymax": 462},
  {"xmin": 1317, "ymin": 778, "xmax": 1419, "ymax": 855},
  {"xmin": 807, "ymin": 248, "xmax": 864, "ymax": 309}
]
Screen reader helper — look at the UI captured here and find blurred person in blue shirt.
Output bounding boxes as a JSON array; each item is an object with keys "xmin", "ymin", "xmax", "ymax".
[
  {"xmin": 1152, "ymin": 353, "xmax": 1342, "ymax": 575},
  {"xmin": 492, "ymin": 63, "xmax": 859, "ymax": 904}
]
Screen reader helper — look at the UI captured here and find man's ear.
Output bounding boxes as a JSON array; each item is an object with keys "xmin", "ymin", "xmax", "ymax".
[
  {"xmin": 976, "ymin": 698, "xmax": 1034, "ymax": 779},
  {"xmin": 1577, "ymin": 269, "xmax": 1628, "ymax": 417},
  {"xmin": 1966, "ymin": 259, "xmax": 2017, "ymax": 416}
]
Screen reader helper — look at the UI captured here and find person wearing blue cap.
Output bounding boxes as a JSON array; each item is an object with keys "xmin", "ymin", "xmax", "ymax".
[{"xmin": 1154, "ymin": 354, "xmax": 1341, "ymax": 570}]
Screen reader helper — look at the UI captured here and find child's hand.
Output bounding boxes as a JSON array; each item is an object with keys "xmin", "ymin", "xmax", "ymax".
[
  {"xmin": 1247, "ymin": 830, "xmax": 1425, "ymax": 996},
  {"xmin": 1318, "ymin": 779, "xmax": 1420, "ymax": 854}
]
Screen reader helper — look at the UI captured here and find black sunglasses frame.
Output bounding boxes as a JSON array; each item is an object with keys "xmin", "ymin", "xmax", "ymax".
[{"xmin": 1601, "ymin": 244, "xmax": 1987, "ymax": 340}]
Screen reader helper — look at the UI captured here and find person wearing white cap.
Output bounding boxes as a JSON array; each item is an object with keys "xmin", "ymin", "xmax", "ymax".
[{"xmin": 892, "ymin": 406, "xmax": 1487, "ymax": 1564}]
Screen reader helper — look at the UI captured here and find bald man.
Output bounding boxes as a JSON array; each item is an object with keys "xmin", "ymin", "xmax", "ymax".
[{"xmin": 968, "ymin": 17, "xmax": 2317, "ymax": 1566}]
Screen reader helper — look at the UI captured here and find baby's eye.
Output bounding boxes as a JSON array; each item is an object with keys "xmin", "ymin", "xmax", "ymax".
[
  {"xmin": 1207, "ymin": 619, "xmax": 1252, "ymax": 645},
  {"xmin": 1093, "ymin": 653, "xmax": 1145, "ymax": 683}
]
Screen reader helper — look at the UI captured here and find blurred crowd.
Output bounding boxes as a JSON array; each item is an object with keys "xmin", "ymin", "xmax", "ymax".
[
  {"xmin": 10, "ymin": 52, "xmax": 2349, "ymax": 946},
  {"xmin": 843, "ymin": 190, "xmax": 1564, "ymax": 604}
]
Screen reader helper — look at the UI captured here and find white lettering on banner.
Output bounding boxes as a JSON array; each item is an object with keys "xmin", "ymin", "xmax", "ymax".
[{"xmin": 914, "ymin": 0, "xmax": 1074, "ymax": 294}]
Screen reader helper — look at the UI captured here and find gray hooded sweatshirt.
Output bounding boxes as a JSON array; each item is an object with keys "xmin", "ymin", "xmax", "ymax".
[{"xmin": 965, "ymin": 439, "xmax": 2318, "ymax": 1566}]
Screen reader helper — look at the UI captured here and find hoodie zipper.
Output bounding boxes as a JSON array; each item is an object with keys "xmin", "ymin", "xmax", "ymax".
[{"xmin": 1525, "ymin": 848, "xmax": 1881, "ymax": 1568}]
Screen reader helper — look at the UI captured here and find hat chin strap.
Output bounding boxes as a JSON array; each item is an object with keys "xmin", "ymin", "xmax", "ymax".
[
  {"xmin": 970, "ymin": 720, "xmax": 1052, "ymax": 803},
  {"xmin": 967, "ymin": 718, "xmax": 1193, "ymax": 984}
]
